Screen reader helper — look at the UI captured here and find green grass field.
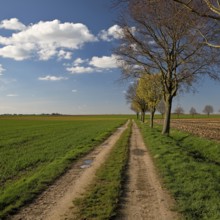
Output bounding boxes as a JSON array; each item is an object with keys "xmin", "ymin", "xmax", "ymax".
[
  {"xmin": 138, "ymin": 121, "xmax": 220, "ymax": 220},
  {"xmin": 0, "ymin": 115, "xmax": 126, "ymax": 218},
  {"xmin": 1, "ymin": 114, "xmax": 219, "ymax": 218}
]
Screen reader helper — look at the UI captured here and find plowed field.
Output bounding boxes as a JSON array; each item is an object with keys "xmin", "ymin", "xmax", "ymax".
[{"xmin": 156, "ymin": 118, "xmax": 220, "ymax": 141}]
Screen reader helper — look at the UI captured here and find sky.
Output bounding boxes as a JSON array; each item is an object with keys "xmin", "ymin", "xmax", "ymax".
[{"xmin": 0, "ymin": 0, "xmax": 219, "ymax": 115}]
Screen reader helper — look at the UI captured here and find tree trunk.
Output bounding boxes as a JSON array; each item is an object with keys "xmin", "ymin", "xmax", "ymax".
[
  {"xmin": 141, "ymin": 111, "xmax": 145, "ymax": 123},
  {"xmin": 162, "ymin": 96, "xmax": 173, "ymax": 135},
  {"xmin": 136, "ymin": 112, "xmax": 139, "ymax": 120},
  {"xmin": 150, "ymin": 110, "xmax": 155, "ymax": 128},
  {"xmin": 142, "ymin": 111, "xmax": 145, "ymax": 123}
]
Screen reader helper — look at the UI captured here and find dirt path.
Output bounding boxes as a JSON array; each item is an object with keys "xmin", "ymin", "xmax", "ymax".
[
  {"xmin": 9, "ymin": 122, "xmax": 128, "ymax": 220},
  {"xmin": 115, "ymin": 121, "xmax": 179, "ymax": 220}
]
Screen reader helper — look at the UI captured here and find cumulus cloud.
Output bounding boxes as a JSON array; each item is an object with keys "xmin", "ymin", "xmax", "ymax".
[
  {"xmin": 38, "ymin": 75, "xmax": 68, "ymax": 81},
  {"xmin": 0, "ymin": 64, "xmax": 5, "ymax": 75},
  {"xmin": 73, "ymin": 57, "xmax": 88, "ymax": 66},
  {"xmin": 0, "ymin": 19, "xmax": 97, "ymax": 61},
  {"xmin": 0, "ymin": 18, "xmax": 26, "ymax": 31},
  {"xmin": 66, "ymin": 66, "xmax": 94, "ymax": 74},
  {"xmin": 0, "ymin": 43, "xmax": 35, "ymax": 61},
  {"xmin": 58, "ymin": 50, "xmax": 72, "ymax": 60},
  {"xmin": 89, "ymin": 54, "xmax": 118, "ymax": 69},
  {"xmin": 98, "ymin": 24, "xmax": 123, "ymax": 41},
  {"xmin": 66, "ymin": 54, "xmax": 119, "ymax": 74}
]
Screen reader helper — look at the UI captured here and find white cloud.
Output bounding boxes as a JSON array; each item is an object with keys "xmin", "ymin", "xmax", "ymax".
[
  {"xmin": 89, "ymin": 54, "xmax": 118, "ymax": 69},
  {"xmin": 37, "ymin": 47, "xmax": 57, "ymax": 61},
  {"xmin": 58, "ymin": 50, "xmax": 72, "ymax": 60},
  {"xmin": 0, "ymin": 43, "xmax": 35, "ymax": 60},
  {"xmin": 0, "ymin": 64, "xmax": 5, "ymax": 75},
  {"xmin": 66, "ymin": 54, "xmax": 119, "ymax": 74},
  {"xmin": 98, "ymin": 25, "xmax": 123, "ymax": 41},
  {"xmin": 66, "ymin": 66, "xmax": 94, "ymax": 74},
  {"xmin": 38, "ymin": 75, "xmax": 68, "ymax": 81},
  {"xmin": 72, "ymin": 89, "xmax": 77, "ymax": 92},
  {"xmin": 73, "ymin": 57, "xmax": 88, "ymax": 66},
  {"xmin": 7, "ymin": 94, "xmax": 18, "ymax": 97},
  {"xmin": 0, "ymin": 19, "xmax": 97, "ymax": 61},
  {"xmin": 0, "ymin": 18, "xmax": 26, "ymax": 31}
]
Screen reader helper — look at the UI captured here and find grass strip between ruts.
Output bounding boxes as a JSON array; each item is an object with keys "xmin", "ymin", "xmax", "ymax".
[
  {"xmin": 137, "ymin": 121, "xmax": 220, "ymax": 220},
  {"xmin": 74, "ymin": 121, "xmax": 131, "ymax": 220}
]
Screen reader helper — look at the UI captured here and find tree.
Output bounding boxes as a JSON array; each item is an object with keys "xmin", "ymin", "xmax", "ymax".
[
  {"xmin": 130, "ymin": 101, "xmax": 140, "ymax": 119},
  {"xmin": 189, "ymin": 107, "xmax": 197, "ymax": 116},
  {"xmin": 172, "ymin": 0, "xmax": 220, "ymax": 48},
  {"xmin": 125, "ymin": 82, "xmax": 148, "ymax": 122},
  {"xmin": 157, "ymin": 100, "xmax": 166, "ymax": 118},
  {"xmin": 172, "ymin": 0, "xmax": 220, "ymax": 20},
  {"xmin": 174, "ymin": 106, "xmax": 185, "ymax": 118},
  {"xmin": 203, "ymin": 105, "xmax": 214, "ymax": 116},
  {"xmin": 116, "ymin": 0, "xmax": 220, "ymax": 135},
  {"xmin": 137, "ymin": 74, "xmax": 162, "ymax": 128}
]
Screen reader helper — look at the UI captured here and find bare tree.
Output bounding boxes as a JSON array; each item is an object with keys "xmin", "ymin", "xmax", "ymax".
[
  {"xmin": 203, "ymin": 104, "xmax": 214, "ymax": 116},
  {"xmin": 125, "ymin": 82, "xmax": 148, "ymax": 122},
  {"xmin": 189, "ymin": 107, "xmax": 197, "ymax": 116},
  {"xmin": 174, "ymin": 106, "xmax": 185, "ymax": 118},
  {"xmin": 172, "ymin": 0, "xmax": 220, "ymax": 48},
  {"xmin": 172, "ymin": 0, "xmax": 220, "ymax": 20},
  {"xmin": 116, "ymin": 0, "xmax": 220, "ymax": 135}
]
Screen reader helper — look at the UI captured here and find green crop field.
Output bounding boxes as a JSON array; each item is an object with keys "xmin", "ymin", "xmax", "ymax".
[{"xmin": 0, "ymin": 115, "xmax": 127, "ymax": 218}]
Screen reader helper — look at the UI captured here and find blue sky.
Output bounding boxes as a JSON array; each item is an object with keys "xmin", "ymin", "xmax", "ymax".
[{"xmin": 0, "ymin": 0, "xmax": 219, "ymax": 115}]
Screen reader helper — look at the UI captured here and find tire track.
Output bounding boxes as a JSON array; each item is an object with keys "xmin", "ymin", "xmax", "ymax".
[{"xmin": 115, "ymin": 121, "xmax": 180, "ymax": 220}]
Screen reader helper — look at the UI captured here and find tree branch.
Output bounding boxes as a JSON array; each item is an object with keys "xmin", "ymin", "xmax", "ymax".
[{"xmin": 173, "ymin": 0, "xmax": 220, "ymax": 20}]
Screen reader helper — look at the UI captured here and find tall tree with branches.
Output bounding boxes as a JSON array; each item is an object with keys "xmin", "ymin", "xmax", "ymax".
[
  {"xmin": 189, "ymin": 107, "xmax": 197, "ymax": 116},
  {"xmin": 174, "ymin": 106, "xmax": 185, "ymax": 118},
  {"xmin": 203, "ymin": 104, "xmax": 214, "ymax": 116},
  {"xmin": 116, "ymin": 0, "xmax": 220, "ymax": 135}
]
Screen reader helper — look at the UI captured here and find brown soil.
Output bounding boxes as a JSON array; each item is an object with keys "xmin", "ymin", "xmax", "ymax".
[
  {"xmin": 115, "ymin": 122, "xmax": 179, "ymax": 220},
  {"xmin": 156, "ymin": 118, "xmax": 220, "ymax": 141},
  {"xmin": 9, "ymin": 122, "xmax": 129, "ymax": 220}
]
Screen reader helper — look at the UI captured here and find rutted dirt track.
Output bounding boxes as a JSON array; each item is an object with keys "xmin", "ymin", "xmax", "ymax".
[
  {"xmin": 9, "ymin": 121, "xmax": 179, "ymax": 220},
  {"xmin": 115, "ymin": 122, "xmax": 178, "ymax": 220},
  {"xmin": 9, "ymin": 122, "xmax": 129, "ymax": 220}
]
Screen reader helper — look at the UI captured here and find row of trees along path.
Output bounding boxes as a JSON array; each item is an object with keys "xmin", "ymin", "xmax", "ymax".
[{"xmin": 116, "ymin": 0, "xmax": 220, "ymax": 135}]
